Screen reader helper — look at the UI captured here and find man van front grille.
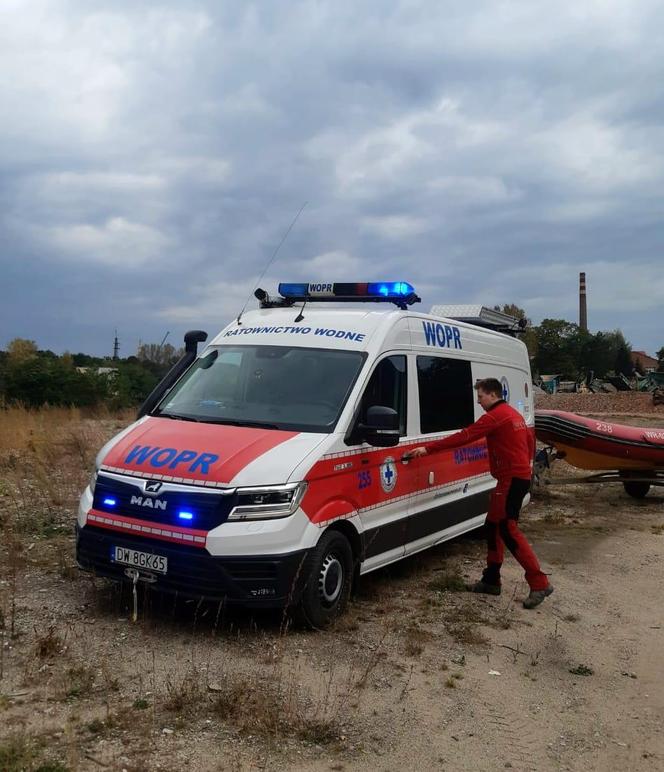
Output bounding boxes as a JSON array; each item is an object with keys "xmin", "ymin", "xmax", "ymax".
[{"xmin": 93, "ymin": 474, "xmax": 236, "ymax": 532}]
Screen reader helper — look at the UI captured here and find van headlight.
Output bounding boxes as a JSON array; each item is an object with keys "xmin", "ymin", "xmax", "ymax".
[{"xmin": 228, "ymin": 482, "xmax": 307, "ymax": 521}]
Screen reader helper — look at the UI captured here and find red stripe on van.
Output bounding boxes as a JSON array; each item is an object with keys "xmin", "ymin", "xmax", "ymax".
[{"xmin": 301, "ymin": 442, "xmax": 490, "ymax": 523}]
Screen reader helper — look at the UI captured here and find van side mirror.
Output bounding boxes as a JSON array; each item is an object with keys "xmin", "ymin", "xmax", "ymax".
[{"xmin": 358, "ymin": 406, "xmax": 400, "ymax": 447}]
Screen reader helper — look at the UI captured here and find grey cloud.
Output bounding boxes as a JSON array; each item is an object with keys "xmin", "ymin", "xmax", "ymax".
[{"xmin": 1, "ymin": 0, "xmax": 663, "ymax": 355}]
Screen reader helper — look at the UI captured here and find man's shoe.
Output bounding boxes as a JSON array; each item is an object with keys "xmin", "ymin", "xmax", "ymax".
[
  {"xmin": 467, "ymin": 580, "xmax": 501, "ymax": 596},
  {"xmin": 523, "ymin": 585, "xmax": 554, "ymax": 609}
]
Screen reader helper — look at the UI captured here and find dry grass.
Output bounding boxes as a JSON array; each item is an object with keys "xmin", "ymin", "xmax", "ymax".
[
  {"xmin": 446, "ymin": 623, "xmax": 489, "ymax": 646},
  {"xmin": 33, "ymin": 625, "xmax": 65, "ymax": 659},
  {"xmin": 0, "ymin": 406, "xmax": 131, "ymax": 576},
  {"xmin": 0, "ymin": 405, "xmax": 78, "ymax": 456},
  {"xmin": 0, "ymin": 407, "xmax": 122, "ymax": 656},
  {"xmin": 402, "ymin": 622, "xmax": 433, "ymax": 657},
  {"xmin": 543, "ymin": 510, "xmax": 567, "ymax": 525},
  {"xmin": 62, "ymin": 664, "xmax": 97, "ymax": 701},
  {"xmin": 441, "ymin": 599, "xmax": 491, "ymax": 646},
  {"xmin": 444, "ymin": 671, "xmax": 464, "ymax": 689},
  {"xmin": 0, "ymin": 732, "xmax": 38, "ymax": 772},
  {"xmin": 211, "ymin": 670, "xmax": 340, "ymax": 744},
  {"xmin": 428, "ymin": 568, "xmax": 467, "ymax": 593},
  {"xmin": 162, "ymin": 666, "xmax": 207, "ymax": 715},
  {"xmin": 0, "ymin": 404, "xmax": 131, "ymax": 458},
  {"xmin": 156, "ymin": 657, "xmax": 343, "ymax": 745},
  {"xmin": 0, "ymin": 731, "xmax": 70, "ymax": 772}
]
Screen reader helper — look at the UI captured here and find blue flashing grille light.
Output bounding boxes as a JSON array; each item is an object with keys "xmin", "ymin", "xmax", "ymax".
[
  {"xmin": 103, "ymin": 498, "xmax": 117, "ymax": 507},
  {"xmin": 178, "ymin": 511, "xmax": 194, "ymax": 521}
]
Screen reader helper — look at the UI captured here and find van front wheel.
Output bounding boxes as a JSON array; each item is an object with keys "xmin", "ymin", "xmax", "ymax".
[{"xmin": 297, "ymin": 530, "xmax": 353, "ymax": 629}]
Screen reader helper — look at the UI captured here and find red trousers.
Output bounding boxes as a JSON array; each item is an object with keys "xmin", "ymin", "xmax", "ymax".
[{"xmin": 482, "ymin": 477, "xmax": 549, "ymax": 592}]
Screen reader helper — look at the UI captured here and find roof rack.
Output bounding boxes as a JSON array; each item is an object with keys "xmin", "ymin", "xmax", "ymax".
[{"xmin": 430, "ymin": 304, "xmax": 526, "ymax": 335}]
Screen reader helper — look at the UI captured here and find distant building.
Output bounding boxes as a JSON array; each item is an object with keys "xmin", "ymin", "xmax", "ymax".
[
  {"xmin": 630, "ymin": 351, "xmax": 658, "ymax": 373},
  {"xmin": 76, "ymin": 367, "xmax": 119, "ymax": 377}
]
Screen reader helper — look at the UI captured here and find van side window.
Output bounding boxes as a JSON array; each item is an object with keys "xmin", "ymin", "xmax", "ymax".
[
  {"xmin": 355, "ymin": 355, "xmax": 407, "ymax": 438},
  {"xmin": 417, "ymin": 356, "xmax": 473, "ymax": 433}
]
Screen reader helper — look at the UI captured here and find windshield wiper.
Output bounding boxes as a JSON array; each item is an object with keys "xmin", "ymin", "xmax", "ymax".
[
  {"xmin": 154, "ymin": 412, "xmax": 200, "ymax": 422},
  {"xmin": 204, "ymin": 418, "xmax": 280, "ymax": 429},
  {"xmin": 153, "ymin": 411, "xmax": 279, "ymax": 429}
]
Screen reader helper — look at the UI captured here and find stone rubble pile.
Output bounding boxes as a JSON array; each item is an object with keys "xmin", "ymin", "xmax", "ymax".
[{"xmin": 535, "ymin": 391, "xmax": 664, "ymax": 415}]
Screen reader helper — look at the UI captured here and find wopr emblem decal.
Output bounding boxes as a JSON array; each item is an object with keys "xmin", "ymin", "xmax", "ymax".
[
  {"xmin": 379, "ymin": 457, "xmax": 397, "ymax": 493},
  {"xmin": 500, "ymin": 376, "xmax": 510, "ymax": 403}
]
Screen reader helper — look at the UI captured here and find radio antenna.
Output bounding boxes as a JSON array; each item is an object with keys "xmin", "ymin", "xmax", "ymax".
[{"xmin": 236, "ymin": 201, "xmax": 308, "ymax": 325}]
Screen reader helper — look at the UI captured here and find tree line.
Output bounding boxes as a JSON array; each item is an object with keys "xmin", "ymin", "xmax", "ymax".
[
  {"xmin": 1, "ymin": 317, "xmax": 662, "ymax": 409},
  {"xmin": 496, "ymin": 305, "xmax": 664, "ymax": 380},
  {"xmin": 0, "ymin": 339, "xmax": 183, "ymax": 409}
]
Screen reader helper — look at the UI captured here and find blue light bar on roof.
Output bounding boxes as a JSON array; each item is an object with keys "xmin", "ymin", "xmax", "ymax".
[
  {"xmin": 278, "ymin": 283, "xmax": 310, "ymax": 296},
  {"xmin": 367, "ymin": 282, "xmax": 414, "ymax": 298},
  {"xmin": 278, "ymin": 282, "xmax": 417, "ymax": 303}
]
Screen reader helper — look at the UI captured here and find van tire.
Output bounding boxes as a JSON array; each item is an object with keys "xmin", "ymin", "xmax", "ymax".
[{"xmin": 296, "ymin": 530, "xmax": 353, "ymax": 629}]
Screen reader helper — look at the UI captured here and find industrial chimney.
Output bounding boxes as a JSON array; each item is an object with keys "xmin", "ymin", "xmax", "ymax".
[{"xmin": 579, "ymin": 272, "xmax": 588, "ymax": 331}]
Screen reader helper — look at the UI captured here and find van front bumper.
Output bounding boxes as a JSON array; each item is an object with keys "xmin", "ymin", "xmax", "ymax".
[{"xmin": 75, "ymin": 524, "xmax": 309, "ymax": 607}]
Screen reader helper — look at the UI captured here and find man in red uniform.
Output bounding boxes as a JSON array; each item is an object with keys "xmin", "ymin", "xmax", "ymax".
[{"xmin": 405, "ymin": 377, "xmax": 553, "ymax": 609}]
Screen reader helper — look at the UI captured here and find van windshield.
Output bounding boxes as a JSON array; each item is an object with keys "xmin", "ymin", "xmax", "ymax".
[{"xmin": 154, "ymin": 345, "xmax": 366, "ymax": 433}]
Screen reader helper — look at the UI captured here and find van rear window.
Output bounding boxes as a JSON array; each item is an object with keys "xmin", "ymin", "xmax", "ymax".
[{"xmin": 417, "ymin": 356, "xmax": 474, "ymax": 433}]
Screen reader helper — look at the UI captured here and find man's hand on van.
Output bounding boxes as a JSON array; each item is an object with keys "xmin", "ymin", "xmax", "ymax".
[{"xmin": 402, "ymin": 446, "xmax": 428, "ymax": 461}]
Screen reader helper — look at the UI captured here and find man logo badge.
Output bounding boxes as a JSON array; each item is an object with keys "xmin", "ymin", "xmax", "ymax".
[
  {"xmin": 130, "ymin": 495, "xmax": 167, "ymax": 510},
  {"xmin": 144, "ymin": 480, "xmax": 163, "ymax": 494}
]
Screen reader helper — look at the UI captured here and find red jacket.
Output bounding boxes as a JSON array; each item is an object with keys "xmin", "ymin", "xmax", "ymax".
[{"xmin": 426, "ymin": 400, "xmax": 535, "ymax": 480}]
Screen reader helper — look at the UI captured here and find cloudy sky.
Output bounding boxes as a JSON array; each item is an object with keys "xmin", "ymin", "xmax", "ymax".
[{"xmin": 1, "ymin": 0, "xmax": 663, "ymax": 357}]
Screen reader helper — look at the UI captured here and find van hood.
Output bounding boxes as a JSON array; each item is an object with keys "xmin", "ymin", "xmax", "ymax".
[{"xmin": 100, "ymin": 417, "xmax": 325, "ymax": 486}]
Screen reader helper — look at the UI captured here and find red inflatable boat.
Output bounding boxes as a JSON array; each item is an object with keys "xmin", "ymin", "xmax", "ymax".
[
  {"xmin": 535, "ymin": 410, "xmax": 664, "ymax": 469},
  {"xmin": 535, "ymin": 410, "xmax": 664, "ymax": 498}
]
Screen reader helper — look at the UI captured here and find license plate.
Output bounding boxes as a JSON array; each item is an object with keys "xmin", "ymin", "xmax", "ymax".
[{"xmin": 112, "ymin": 546, "xmax": 168, "ymax": 574}]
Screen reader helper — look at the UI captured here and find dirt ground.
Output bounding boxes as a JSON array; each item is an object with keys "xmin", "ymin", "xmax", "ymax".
[{"xmin": 1, "ymin": 405, "xmax": 663, "ymax": 771}]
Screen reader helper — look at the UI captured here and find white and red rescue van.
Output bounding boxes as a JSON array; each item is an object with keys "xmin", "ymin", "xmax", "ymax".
[{"xmin": 76, "ymin": 282, "xmax": 534, "ymax": 626}]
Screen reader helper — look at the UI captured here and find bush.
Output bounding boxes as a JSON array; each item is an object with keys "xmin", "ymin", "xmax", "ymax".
[
  {"xmin": 2, "ymin": 358, "xmax": 110, "ymax": 407},
  {"xmin": 0, "ymin": 349, "xmax": 162, "ymax": 410}
]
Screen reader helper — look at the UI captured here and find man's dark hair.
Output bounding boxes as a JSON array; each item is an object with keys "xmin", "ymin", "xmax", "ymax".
[{"xmin": 474, "ymin": 377, "xmax": 503, "ymax": 398}]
